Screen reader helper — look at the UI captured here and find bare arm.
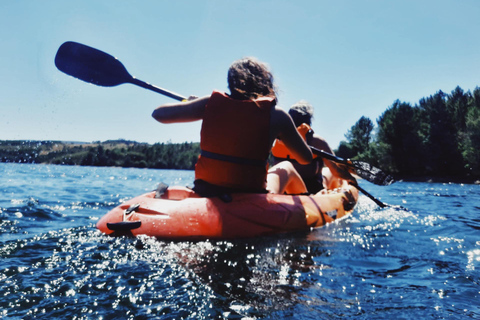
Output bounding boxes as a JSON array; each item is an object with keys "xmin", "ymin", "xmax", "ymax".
[
  {"xmin": 270, "ymin": 107, "xmax": 313, "ymax": 164},
  {"xmin": 152, "ymin": 96, "xmax": 210, "ymax": 123},
  {"xmin": 309, "ymin": 133, "xmax": 334, "ymax": 154},
  {"xmin": 310, "ymin": 134, "xmax": 356, "ymax": 184}
]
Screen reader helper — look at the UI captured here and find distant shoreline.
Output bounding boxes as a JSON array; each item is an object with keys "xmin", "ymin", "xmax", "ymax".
[
  {"xmin": 0, "ymin": 139, "xmax": 200, "ymax": 170},
  {"xmin": 395, "ymin": 175, "xmax": 480, "ymax": 185},
  {"xmin": 2, "ymin": 139, "xmax": 479, "ymax": 185}
]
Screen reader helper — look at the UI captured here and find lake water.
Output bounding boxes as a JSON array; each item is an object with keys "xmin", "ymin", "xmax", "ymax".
[{"xmin": 1, "ymin": 163, "xmax": 479, "ymax": 319}]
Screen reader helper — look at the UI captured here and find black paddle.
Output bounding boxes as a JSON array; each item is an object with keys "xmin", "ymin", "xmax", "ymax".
[
  {"xmin": 350, "ymin": 184, "xmax": 388, "ymax": 208},
  {"xmin": 55, "ymin": 41, "xmax": 186, "ymax": 101},
  {"xmin": 310, "ymin": 147, "xmax": 390, "ymax": 208},
  {"xmin": 310, "ymin": 147, "xmax": 394, "ymax": 186}
]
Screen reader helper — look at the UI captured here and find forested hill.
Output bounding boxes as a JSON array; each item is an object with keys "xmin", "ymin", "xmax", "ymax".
[
  {"xmin": 336, "ymin": 86, "xmax": 480, "ymax": 183},
  {"xmin": 0, "ymin": 140, "xmax": 200, "ymax": 170}
]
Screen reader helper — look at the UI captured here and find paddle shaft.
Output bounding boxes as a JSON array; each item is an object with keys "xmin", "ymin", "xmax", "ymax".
[
  {"xmin": 311, "ymin": 146, "xmax": 364, "ymax": 171},
  {"xmin": 353, "ymin": 184, "xmax": 388, "ymax": 208},
  {"xmin": 129, "ymin": 78, "xmax": 186, "ymax": 101}
]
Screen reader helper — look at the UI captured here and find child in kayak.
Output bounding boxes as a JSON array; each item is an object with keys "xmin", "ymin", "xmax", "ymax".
[
  {"xmin": 152, "ymin": 57, "xmax": 312, "ymax": 196},
  {"xmin": 271, "ymin": 100, "xmax": 357, "ymax": 193}
]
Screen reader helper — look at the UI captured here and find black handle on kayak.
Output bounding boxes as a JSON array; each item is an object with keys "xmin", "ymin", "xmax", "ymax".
[{"xmin": 55, "ymin": 41, "xmax": 187, "ymax": 101}]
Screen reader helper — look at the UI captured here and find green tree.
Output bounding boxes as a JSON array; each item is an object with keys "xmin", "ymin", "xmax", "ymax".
[
  {"xmin": 375, "ymin": 100, "xmax": 424, "ymax": 175},
  {"xmin": 418, "ymin": 91, "xmax": 465, "ymax": 176},
  {"xmin": 336, "ymin": 141, "xmax": 356, "ymax": 160},
  {"xmin": 447, "ymin": 86, "xmax": 469, "ymax": 133},
  {"xmin": 336, "ymin": 116, "xmax": 374, "ymax": 160},
  {"xmin": 462, "ymin": 87, "xmax": 480, "ymax": 176},
  {"xmin": 345, "ymin": 116, "xmax": 374, "ymax": 157}
]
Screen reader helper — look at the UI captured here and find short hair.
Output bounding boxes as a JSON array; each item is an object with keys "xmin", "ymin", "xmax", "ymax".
[
  {"xmin": 289, "ymin": 100, "xmax": 314, "ymax": 126},
  {"xmin": 227, "ymin": 57, "xmax": 277, "ymax": 100}
]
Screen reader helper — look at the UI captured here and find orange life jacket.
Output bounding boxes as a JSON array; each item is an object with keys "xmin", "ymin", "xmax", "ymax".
[
  {"xmin": 195, "ymin": 91, "xmax": 274, "ymax": 191},
  {"xmin": 271, "ymin": 123, "xmax": 318, "ymax": 160}
]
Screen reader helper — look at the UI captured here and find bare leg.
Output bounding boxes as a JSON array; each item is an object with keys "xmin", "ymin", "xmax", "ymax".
[
  {"xmin": 322, "ymin": 167, "xmax": 349, "ymax": 190},
  {"xmin": 266, "ymin": 161, "xmax": 307, "ymax": 194}
]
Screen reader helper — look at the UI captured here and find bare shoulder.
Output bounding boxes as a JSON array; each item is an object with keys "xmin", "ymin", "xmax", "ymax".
[
  {"xmin": 310, "ymin": 133, "xmax": 333, "ymax": 153},
  {"xmin": 269, "ymin": 106, "xmax": 299, "ymax": 141},
  {"xmin": 312, "ymin": 133, "xmax": 327, "ymax": 143},
  {"xmin": 270, "ymin": 107, "xmax": 292, "ymax": 127}
]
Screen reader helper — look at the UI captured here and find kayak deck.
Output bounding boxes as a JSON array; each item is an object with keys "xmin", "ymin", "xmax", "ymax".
[{"xmin": 96, "ymin": 186, "xmax": 358, "ymax": 240}]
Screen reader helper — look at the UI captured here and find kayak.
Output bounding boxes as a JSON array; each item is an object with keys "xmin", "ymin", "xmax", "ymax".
[{"xmin": 96, "ymin": 184, "xmax": 359, "ymax": 240}]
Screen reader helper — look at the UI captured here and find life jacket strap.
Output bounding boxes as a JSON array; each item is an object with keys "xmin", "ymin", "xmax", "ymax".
[
  {"xmin": 272, "ymin": 155, "xmax": 294, "ymax": 162},
  {"xmin": 201, "ymin": 150, "xmax": 267, "ymax": 167}
]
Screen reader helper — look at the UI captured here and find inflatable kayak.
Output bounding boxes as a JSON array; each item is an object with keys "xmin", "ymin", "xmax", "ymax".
[{"xmin": 96, "ymin": 184, "xmax": 359, "ymax": 240}]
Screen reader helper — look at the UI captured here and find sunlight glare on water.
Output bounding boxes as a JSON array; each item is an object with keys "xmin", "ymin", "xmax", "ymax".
[{"xmin": 0, "ymin": 163, "xmax": 479, "ymax": 319}]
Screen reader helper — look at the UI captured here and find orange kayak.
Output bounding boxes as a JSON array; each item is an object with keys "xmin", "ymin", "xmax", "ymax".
[{"xmin": 96, "ymin": 185, "xmax": 358, "ymax": 240}]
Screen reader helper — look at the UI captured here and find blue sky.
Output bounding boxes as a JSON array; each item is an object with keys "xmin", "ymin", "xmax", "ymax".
[{"xmin": 2, "ymin": 0, "xmax": 480, "ymax": 149}]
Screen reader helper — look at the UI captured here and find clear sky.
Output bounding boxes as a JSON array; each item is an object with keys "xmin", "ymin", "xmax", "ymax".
[{"xmin": 2, "ymin": 0, "xmax": 480, "ymax": 149}]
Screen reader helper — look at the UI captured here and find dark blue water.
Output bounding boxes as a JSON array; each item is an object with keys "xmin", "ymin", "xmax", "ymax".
[{"xmin": 1, "ymin": 163, "xmax": 479, "ymax": 319}]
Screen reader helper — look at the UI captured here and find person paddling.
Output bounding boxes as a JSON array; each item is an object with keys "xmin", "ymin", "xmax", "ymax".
[
  {"xmin": 271, "ymin": 100, "xmax": 356, "ymax": 193},
  {"xmin": 152, "ymin": 57, "xmax": 312, "ymax": 196}
]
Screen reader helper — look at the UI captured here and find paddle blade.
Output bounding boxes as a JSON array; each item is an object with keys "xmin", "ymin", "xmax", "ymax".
[
  {"xmin": 351, "ymin": 160, "xmax": 394, "ymax": 186},
  {"xmin": 55, "ymin": 41, "xmax": 133, "ymax": 87}
]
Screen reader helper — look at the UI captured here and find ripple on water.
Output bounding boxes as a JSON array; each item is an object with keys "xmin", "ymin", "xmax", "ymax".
[
  {"xmin": 1, "ymin": 166, "xmax": 480, "ymax": 319},
  {"xmin": 0, "ymin": 228, "xmax": 226, "ymax": 319}
]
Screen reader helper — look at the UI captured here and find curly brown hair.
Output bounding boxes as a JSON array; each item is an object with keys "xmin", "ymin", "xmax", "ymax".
[{"xmin": 227, "ymin": 57, "xmax": 277, "ymax": 101}]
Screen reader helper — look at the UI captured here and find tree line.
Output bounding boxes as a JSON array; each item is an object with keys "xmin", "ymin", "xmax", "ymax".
[
  {"xmin": 0, "ymin": 140, "xmax": 200, "ymax": 170},
  {"xmin": 336, "ymin": 86, "xmax": 480, "ymax": 182},
  {"xmin": 2, "ymin": 85, "xmax": 479, "ymax": 182}
]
